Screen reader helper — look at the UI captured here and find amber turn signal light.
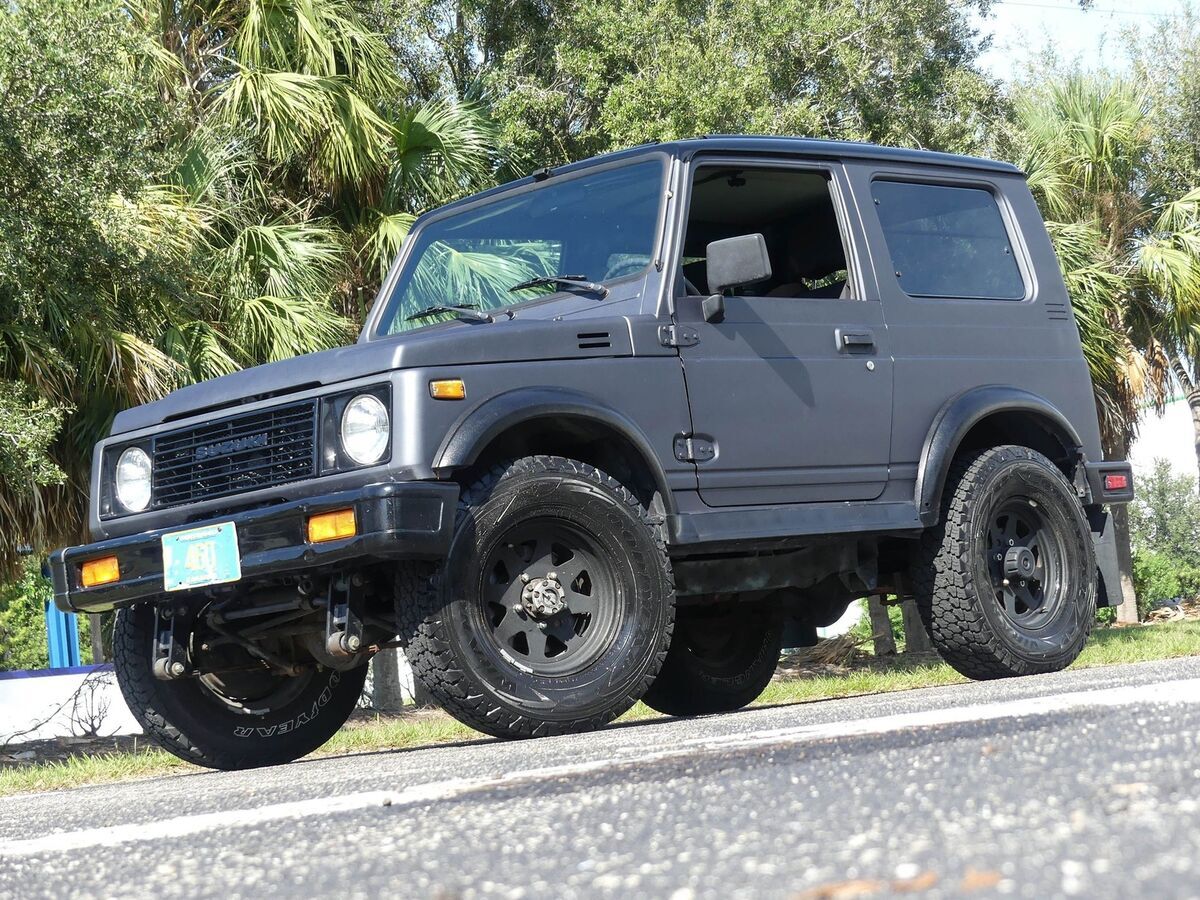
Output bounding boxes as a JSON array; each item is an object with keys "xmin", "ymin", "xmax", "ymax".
[
  {"xmin": 81, "ymin": 556, "xmax": 120, "ymax": 588},
  {"xmin": 429, "ymin": 378, "xmax": 466, "ymax": 400},
  {"xmin": 308, "ymin": 508, "xmax": 357, "ymax": 543}
]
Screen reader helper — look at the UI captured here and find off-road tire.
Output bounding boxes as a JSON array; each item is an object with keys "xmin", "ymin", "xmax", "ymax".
[
  {"xmin": 397, "ymin": 455, "xmax": 675, "ymax": 739},
  {"xmin": 912, "ymin": 445, "xmax": 1095, "ymax": 680},
  {"xmin": 642, "ymin": 601, "xmax": 783, "ymax": 716},
  {"xmin": 113, "ymin": 605, "xmax": 367, "ymax": 770}
]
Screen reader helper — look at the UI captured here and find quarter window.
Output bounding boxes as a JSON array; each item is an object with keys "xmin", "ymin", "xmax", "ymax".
[{"xmin": 871, "ymin": 180, "xmax": 1025, "ymax": 300}]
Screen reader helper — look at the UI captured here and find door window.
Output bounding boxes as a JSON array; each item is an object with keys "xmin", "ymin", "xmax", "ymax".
[{"xmin": 682, "ymin": 166, "xmax": 853, "ymax": 300}]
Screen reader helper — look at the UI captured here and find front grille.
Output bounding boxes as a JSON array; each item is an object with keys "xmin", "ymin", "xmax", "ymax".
[{"xmin": 152, "ymin": 400, "xmax": 318, "ymax": 508}]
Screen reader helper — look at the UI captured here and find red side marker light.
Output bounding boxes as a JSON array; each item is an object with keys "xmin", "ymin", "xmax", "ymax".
[{"xmin": 1104, "ymin": 473, "xmax": 1129, "ymax": 492}]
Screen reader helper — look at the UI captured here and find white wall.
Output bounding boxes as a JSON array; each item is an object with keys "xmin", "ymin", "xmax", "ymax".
[
  {"xmin": 0, "ymin": 666, "xmax": 140, "ymax": 744},
  {"xmin": 0, "ymin": 653, "xmax": 423, "ymax": 746}
]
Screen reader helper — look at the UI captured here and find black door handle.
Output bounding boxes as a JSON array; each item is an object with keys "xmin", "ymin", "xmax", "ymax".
[{"xmin": 837, "ymin": 329, "xmax": 875, "ymax": 350}]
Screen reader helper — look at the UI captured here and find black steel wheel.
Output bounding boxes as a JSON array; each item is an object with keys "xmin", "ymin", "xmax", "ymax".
[
  {"xmin": 477, "ymin": 520, "xmax": 622, "ymax": 677},
  {"xmin": 642, "ymin": 600, "xmax": 783, "ymax": 716},
  {"xmin": 912, "ymin": 445, "xmax": 1095, "ymax": 679},
  {"xmin": 112, "ymin": 604, "xmax": 367, "ymax": 771},
  {"xmin": 986, "ymin": 500, "xmax": 1066, "ymax": 627},
  {"xmin": 397, "ymin": 455, "xmax": 675, "ymax": 739}
]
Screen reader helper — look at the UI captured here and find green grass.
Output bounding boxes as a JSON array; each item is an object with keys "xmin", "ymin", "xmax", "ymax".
[
  {"xmin": 4, "ymin": 619, "xmax": 1199, "ymax": 799},
  {"xmin": 1075, "ymin": 619, "xmax": 1200, "ymax": 665},
  {"xmin": 0, "ymin": 746, "xmax": 185, "ymax": 798}
]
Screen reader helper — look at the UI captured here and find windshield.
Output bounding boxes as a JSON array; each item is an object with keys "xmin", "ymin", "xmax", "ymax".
[{"xmin": 377, "ymin": 159, "xmax": 664, "ymax": 334}]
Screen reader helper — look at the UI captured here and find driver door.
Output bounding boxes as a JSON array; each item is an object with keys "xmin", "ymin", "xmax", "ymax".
[{"xmin": 672, "ymin": 161, "xmax": 894, "ymax": 507}]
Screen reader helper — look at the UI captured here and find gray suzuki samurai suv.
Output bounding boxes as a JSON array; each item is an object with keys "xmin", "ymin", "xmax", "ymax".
[{"xmin": 51, "ymin": 136, "xmax": 1135, "ymax": 770}]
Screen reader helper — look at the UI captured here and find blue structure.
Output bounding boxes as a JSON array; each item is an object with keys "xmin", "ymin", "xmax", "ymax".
[{"xmin": 44, "ymin": 602, "xmax": 81, "ymax": 669}]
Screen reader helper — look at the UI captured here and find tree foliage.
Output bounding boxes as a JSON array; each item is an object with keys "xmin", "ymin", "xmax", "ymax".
[
  {"xmin": 1129, "ymin": 458, "xmax": 1200, "ymax": 609},
  {"xmin": 0, "ymin": 561, "xmax": 52, "ymax": 671},
  {"xmin": 0, "ymin": 0, "xmax": 187, "ymax": 570},
  {"xmin": 5, "ymin": 0, "xmax": 1200, "ymax": 619},
  {"xmin": 1011, "ymin": 76, "xmax": 1200, "ymax": 452},
  {"xmin": 381, "ymin": 0, "xmax": 1004, "ymax": 165},
  {"xmin": 0, "ymin": 0, "xmax": 500, "ymax": 571}
]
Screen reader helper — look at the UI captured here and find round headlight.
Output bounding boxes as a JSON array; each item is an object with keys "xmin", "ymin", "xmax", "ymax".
[
  {"xmin": 340, "ymin": 394, "xmax": 389, "ymax": 465},
  {"xmin": 115, "ymin": 447, "xmax": 152, "ymax": 512}
]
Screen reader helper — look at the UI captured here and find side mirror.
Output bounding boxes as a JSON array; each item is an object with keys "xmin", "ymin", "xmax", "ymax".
[{"xmin": 706, "ymin": 233, "xmax": 772, "ymax": 295}]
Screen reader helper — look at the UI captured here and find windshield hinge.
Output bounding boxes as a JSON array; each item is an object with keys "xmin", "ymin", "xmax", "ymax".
[
  {"xmin": 659, "ymin": 324, "xmax": 699, "ymax": 348},
  {"xmin": 674, "ymin": 434, "xmax": 715, "ymax": 463}
]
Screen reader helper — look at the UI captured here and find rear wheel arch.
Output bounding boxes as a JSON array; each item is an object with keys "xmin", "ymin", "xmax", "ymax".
[
  {"xmin": 916, "ymin": 387, "xmax": 1084, "ymax": 526},
  {"xmin": 433, "ymin": 388, "xmax": 674, "ymax": 517}
]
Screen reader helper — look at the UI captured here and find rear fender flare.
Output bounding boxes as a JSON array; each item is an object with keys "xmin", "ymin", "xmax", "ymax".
[{"xmin": 916, "ymin": 386, "xmax": 1083, "ymax": 526}]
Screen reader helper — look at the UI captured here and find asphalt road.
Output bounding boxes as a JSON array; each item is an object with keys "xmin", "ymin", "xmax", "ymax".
[{"xmin": 4, "ymin": 657, "xmax": 1200, "ymax": 900}]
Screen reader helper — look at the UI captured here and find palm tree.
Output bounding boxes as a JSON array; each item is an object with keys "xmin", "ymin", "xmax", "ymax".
[
  {"xmin": 1015, "ymin": 76, "xmax": 1200, "ymax": 620},
  {"xmin": 1018, "ymin": 77, "xmax": 1200, "ymax": 452},
  {"xmin": 134, "ymin": 0, "xmax": 500, "ymax": 319},
  {"xmin": 1, "ymin": 0, "xmax": 501, "ymax": 572}
]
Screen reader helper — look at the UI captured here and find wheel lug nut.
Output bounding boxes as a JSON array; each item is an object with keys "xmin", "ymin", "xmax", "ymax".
[
  {"xmin": 514, "ymin": 603, "xmax": 524, "ymax": 613},
  {"xmin": 547, "ymin": 572, "xmax": 557, "ymax": 581},
  {"xmin": 520, "ymin": 573, "xmax": 531, "ymax": 583}
]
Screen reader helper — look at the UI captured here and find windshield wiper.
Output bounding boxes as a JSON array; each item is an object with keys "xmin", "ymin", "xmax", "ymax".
[
  {"xmin": 508, "ymin": 274, "xmax": 609, "ymax": 298},
  {"xmin": 405, "ymin": 304, "xmax": 494, "ymax": 323}
]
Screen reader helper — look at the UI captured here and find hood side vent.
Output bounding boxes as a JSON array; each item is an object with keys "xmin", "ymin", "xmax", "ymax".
[{"xmin": 577, "ymin": 331, "xmax": 611, "ymax": 350}]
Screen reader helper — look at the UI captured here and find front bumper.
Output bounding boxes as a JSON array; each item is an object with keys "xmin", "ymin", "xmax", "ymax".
[{"xmin": 51, "ymin": 481, "xmax": 459, "ymax": 613}]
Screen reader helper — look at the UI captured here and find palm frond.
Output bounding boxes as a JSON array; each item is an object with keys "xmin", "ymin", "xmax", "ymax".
[
  {"xmin": 315, "ymin": 83, "xmax": 394, "ymax": 184},
  {"xmin": 363, "ymin": 210, "xmax": 416, "ymax": 280},
  {"xmin": 229, "ymin": 294, "xmax": 350, "ymax": 361},
  {"xmin": 213, "ymin": 67, "xmax": 340, "ymax": 163},
  {"xmin": 387, "ymin": 97, "xmax": 497, "ymax": 209}
]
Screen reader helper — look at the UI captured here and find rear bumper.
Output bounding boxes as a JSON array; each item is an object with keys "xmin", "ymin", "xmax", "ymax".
[{"xmin": 50, "ymin": 481, "xmax": 459, "ymax": 613}]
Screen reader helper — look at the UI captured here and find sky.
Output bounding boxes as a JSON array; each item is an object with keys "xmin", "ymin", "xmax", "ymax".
[{"xmin": 973, "ymin": 0, "xmax": 1187, "ymax": 82}]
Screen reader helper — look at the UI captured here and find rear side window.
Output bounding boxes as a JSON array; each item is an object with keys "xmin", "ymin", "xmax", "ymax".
[{"xmin": 871, "ymin": 180, "xmax": 1025, "ymax": 300}]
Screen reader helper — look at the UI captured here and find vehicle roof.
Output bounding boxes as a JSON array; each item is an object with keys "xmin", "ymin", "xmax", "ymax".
[
  {"xmin": 570, "ymin": 135, "xmax": 1023, "ymax": 176},
  {"xmin": 431, "ymin": 135, "xmax": 1023, "ymax": 217}
]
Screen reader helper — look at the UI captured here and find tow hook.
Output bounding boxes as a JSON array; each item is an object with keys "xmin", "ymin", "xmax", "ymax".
[
  {"xmin": 152, "ymin": 605, "xmax": 192, "ymax": 680},
  {"xmin": 326, "ymin": 573, "xmax": 366, "ymax": 657}
]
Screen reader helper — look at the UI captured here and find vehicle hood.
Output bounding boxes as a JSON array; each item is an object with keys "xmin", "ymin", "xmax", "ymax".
[{"xmin": 109, "ymin": 317, "xmax": 633, "ymax": 435}]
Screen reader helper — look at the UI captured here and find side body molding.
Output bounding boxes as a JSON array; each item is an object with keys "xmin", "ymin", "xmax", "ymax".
[
  {"xmin": 432, "ymin": 387, "xmax": 676, "ymax": 514},
  {"xmin": 915, "ymin": 385, "xmax": 1084, "ymax": 526}
]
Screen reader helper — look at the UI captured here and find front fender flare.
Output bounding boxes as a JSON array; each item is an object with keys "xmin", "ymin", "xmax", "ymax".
[
  {"xmin": 915, "ymin": 386, "xmax": 1083, "ymax": 526},
  {"xmin": 432, "ymin": 387, "xmax": 675, "ymax": 513}
]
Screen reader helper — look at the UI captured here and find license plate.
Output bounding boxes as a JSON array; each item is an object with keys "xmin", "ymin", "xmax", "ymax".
[{"xmin": 162, "ymin": 522, "xmax": 241, "ymax": 592}]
